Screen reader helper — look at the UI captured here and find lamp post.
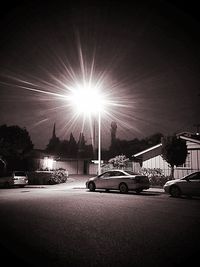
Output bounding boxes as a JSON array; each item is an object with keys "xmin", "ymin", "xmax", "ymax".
[
  {"xmin": 98, "ymin": 111, "xmax": 101, "ymax": 175},
  {"xmin": 92, "ymin": 112, "xmax": 101, "ymax": 175},
  {"xmin": 69, "ymin": 83, "xmax": 106, "ymax": 175}
]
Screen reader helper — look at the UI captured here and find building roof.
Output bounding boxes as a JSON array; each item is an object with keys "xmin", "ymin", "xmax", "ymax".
[
  {"xmin": 133, "ymin": 144, "xmax": 162, "ymax": 157},
  {"xmin": 179, "ymin": 135, "xmax": 200, "ymax": 144},
  {"xmin": 133, "ymin": 133, "xmax": 200, "ymax": 158},
  {"xmin": 177, "ymin": 132, "xmax": 200, "ymax": 141}
]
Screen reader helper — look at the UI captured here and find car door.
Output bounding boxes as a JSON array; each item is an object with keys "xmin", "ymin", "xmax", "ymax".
[
  {"xmin": 103, "ymin": 171, "xmax": 123, "ymax": 189},
  {"xmin": 180, "ymin": 172, "xmax": 200, "ymax": 196},
  {"xmin": 187, "ymin": 172, "xmax": 200, "ymax": 196},
  {"xmin": 0, "ymin": 175, "xmax": 5, "ymax": 186},
  {"xmin": 0, "ymin": 173, "xmax": 12, "ymax": 187},
  {"xmin": 95, "ymin": 171, "xmax": 112, "ymax": 189},
  {"xmin": 110, "ymin": 171, "xmax": 127, "ymax": 189}
]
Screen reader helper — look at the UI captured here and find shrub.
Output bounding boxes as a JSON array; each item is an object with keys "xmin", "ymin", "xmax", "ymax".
[
  {"xmin": 48, "ymin": 169, "xmax": 68, "ymax": 185},
  {"xmin": 139, "ymin": 168, "xmax": 170, "ymax": 187},
  {"xmin": 108, "ymin": 155, "xmax": 129, "ymax": 169},
  {"xmin": 28, "ymin": 169, "xmax": 68, "ymax": 185}
]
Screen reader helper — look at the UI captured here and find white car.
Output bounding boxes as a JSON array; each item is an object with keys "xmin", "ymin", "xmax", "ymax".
[
  {"xmin": 0, "ymin": 171, "xmax": 28, "ymax": 188},
  {"xmin": 86, "ymin": 170, "xmax": 150, "ymax": 194},
  {"xmin": 163, "ymin": 171, "xmax": 200, "ymax": 197}
]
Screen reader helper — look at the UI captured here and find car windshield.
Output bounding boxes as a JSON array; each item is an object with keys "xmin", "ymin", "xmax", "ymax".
[{"xmin": 14, "ymin": 171, "xmax": 26, "ymax": 176}]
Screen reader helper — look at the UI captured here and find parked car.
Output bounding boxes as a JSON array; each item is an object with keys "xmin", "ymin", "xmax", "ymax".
[
  {"xmin": 0, "ymin": 171, "xmax": 28, "ymax": 188},
  {"xmin": 163, "ymin": 171, "xmax": 200, "ymax": 197},
  {"xmin": 86, "ymin": 170, "xmax": 150, "ymax": 193}
]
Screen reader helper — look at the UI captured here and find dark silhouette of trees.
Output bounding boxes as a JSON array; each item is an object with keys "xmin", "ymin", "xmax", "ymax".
[
  {"xmin": 108, "ymin": 132, "xmax": 163, "ymax": 160},
  {"xmin": 45, "ymin": 123, "xmax": 163, "ymax": 161},
  {"xmin": 46, "ymin": 137, "xmax": 60, "ymax": 154},
  {"xmin": 46, "ymin": 124, "xmax": 60, "ymax": 154},
  {"xmin": 59, "ymin": 140, "xmax": 69, "ymax": 157},
  {"xmin": 68, "ymin": 133, "xmax": 77, "ymax": 158},
  {"xmin": 0, "ymin": 124, "xmax": 34, "ymax": 170},
  {"xmin": 45, "ymin": 131, "xmax": 93, "ymax": 159},
  {"xmin": 161, "ymin": 135, "xmax": 187, "ymax": 178},
  {"xmin": 144, "ymin": 132, "xmax": 163, "ymax": 146},
  {"xmin": 77, "ymin": 132, "xmax": 93, "ymax": 158}
]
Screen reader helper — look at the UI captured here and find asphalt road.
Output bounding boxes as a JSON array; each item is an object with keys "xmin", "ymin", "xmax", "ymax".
[{"xmin": 0, "ymin": 180, "xmax": 200, "ymax": 267}]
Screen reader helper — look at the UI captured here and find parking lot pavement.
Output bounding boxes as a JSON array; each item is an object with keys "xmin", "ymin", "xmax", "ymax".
[{"xmin": 147, "ymin": 187, "xmax": 165, "ymax": 193}]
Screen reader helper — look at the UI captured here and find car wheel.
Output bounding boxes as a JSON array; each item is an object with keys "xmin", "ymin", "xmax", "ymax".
[
  {"xmin": 4, "ymin": 182, "xmax": 10, "ymax": 188},
  {"xmin": 88, "ymin": 182, "xmax": 96, "ymax": 192},
  {"xmin": 170, "ymin": 185, "xmax": 181, "ymax": 198},
  {"xmin": 135, "ymin": 189, "xmax": 143, "ymax": 194},
  {"xmin": 119, "ymin": 183, "xmax": 128, "ymax": 194}
]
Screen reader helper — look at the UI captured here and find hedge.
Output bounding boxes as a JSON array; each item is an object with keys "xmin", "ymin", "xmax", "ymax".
[
  {"xmin": 139, "ymin": 168, "xmax": 170, "ymax": 187},
  {"xmin": 28, "ymin": 169, "xmax": 68, "ymax": 185}
]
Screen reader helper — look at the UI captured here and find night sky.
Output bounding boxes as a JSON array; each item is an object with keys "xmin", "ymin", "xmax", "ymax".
[{"xmin": 0, "ymin": 1, "xmax": 200, "ymax": 149}]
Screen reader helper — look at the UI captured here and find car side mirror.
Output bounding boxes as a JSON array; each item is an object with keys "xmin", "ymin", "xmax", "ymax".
[{"xmin": 185, "ymin": 177, "xmax": 190, "ymax": 182}]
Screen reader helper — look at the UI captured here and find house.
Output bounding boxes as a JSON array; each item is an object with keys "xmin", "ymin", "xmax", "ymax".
[
  {"xmin": 39, "ymin": 155, "xmax": 88, "ymax": 175},
  {"xmin": 133, "ymin": 132, "xmax": 200, "ymax": 179},
  {"xmin": 29, "ymin": 149, "xmax": 85, "ymax": 174}
]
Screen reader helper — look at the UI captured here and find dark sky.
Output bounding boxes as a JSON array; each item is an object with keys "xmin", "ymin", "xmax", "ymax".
[{"xmin": 0, "ymin": 1, "xmax": 200, "ymax": 149}]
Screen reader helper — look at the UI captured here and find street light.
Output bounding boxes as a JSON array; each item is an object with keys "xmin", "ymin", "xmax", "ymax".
[{"xmin": 69, "ymin": 82, "xmax": 107, "ymax": 175}]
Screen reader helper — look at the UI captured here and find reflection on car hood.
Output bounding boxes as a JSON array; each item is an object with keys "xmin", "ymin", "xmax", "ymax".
[
  {"xmin": 164, "ymin": 179, "xmax": 181, "ymax": 185},
  {"xmin": 88, "ymin": 177, "xmax": 96, "ymax": 181}
]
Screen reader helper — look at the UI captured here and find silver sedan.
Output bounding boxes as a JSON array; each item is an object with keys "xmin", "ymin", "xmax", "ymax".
[{"xmin": 86, "ymin": 170, "xmax": 150, "ymax": 194}]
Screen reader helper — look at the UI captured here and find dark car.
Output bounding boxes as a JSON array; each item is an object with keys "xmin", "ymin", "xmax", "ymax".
[
  {"xmin": 0, "ymin": 171, "xmax": 28, "ymax": 188},
  {"xmin": 163, "ymin": 171, "xmax": 200, "ymax": 197}
]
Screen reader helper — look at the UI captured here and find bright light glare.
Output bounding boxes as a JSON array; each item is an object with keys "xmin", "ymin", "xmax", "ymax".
[
  {"xmin": 69, "ymin": 83, "xmax": 107, "ymax": 115},
  {"xmin": 43, "ymin": 157, "xmax": 54, "ymax": 170}
]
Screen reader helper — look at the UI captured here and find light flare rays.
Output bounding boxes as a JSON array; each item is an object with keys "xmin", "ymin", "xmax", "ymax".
[{"xmin": 0, "ymin": 43, "xmax": 140, "ymax": 145}]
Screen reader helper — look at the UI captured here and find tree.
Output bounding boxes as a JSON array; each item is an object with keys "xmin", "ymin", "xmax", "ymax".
[
  {"xmin": 46, "ymin": 137, "xmax": 60, "ymax": 154},
  {"xmin": 161, "ymin": 135, "xmax": 187, "ymax": 178},
  {"xmin": 0, "ymin": 124, "xmax": 34, "ymax": 170},
  {"xmin": 145, "ymin": 132, "xmax": 163, "ymax": 146},
  {"xmin": 77, "ymin": 133, "xmax": 86, "ymax": 158},
  {"xmin": 108, "ymin": 133, "xmax": 164, "ymax": 160},
  {"xmin": 108, "ymin": 154, "xmax": 129, "ymax": 169},
  {"xmin": 46, "ymin": 123, "xmax": 60, "ymax": 154},
  {"xmin": 58, "ymin": 140, "xmax": 69, "ymax": 157},
  {"xmin": 68, "ymin": 133, "xmax": 77, "ymax": 157},
  {"xmin": 0, "ymin": 156, "xmax": 6, "ymax": 173}
]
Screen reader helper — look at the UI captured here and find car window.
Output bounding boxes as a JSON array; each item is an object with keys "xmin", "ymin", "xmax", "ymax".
[
  {"xmin": 99, "ymin": 172, "xmax": 111, "ymax": 178},
  {"xmin": 110, "ymin": 171, "xmax": 118, "ymax": 177},
  {"xmin": 187, "ymin": 172, "xmax": 200, "ymax": 181},
  {"xmin": 113, "ymin": 171, "xmax": 125, "ymax": 176},
  {"xmin": 125, "ymin": 171, "xmax": 138, "ymax": 175}
]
